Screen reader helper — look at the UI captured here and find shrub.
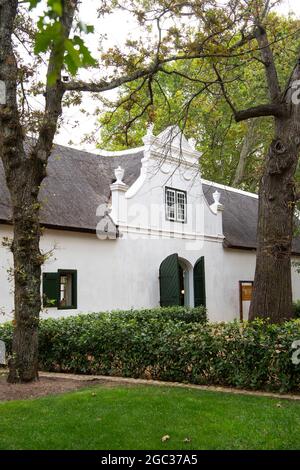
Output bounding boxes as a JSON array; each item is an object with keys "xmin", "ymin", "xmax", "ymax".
[
  {"xmin": 108, "ymin": 306, "xmax": 207, "ymax": 324},
  {"xmin": 1, "ymin": 307, "xmax": 300, "ymax": 393}
]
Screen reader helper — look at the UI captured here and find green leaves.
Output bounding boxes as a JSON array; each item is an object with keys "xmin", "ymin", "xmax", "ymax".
[
  {"xmin": 28, "ymin": 0, "xmax": 62, "ymax": 15},
  {"xmin": 1, "ymin": 308, "xmax": 299, "ymax": 392},
  {"xmin": 35, "ymin": 19, "xmax": 63, "ymax": 54},
  {"xmin": 48, "ymin": 0, "xmax": 63, "ymax": 16},
  {"xmin": 64, "ymin": 36, "xmax": 97, "ymax": 76},
  {"xmin": 28, "ymin": 0, "xmax": 41, "ymax": 9},
  {"xmin": 27, "ymin": 0, "xmax": 96, "ymax": 82}
]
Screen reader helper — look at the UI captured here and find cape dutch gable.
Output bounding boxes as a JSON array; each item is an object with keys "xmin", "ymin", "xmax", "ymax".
[{"xmin": 1, "ymin": 125, "xmax": 300, "ymax": 322}]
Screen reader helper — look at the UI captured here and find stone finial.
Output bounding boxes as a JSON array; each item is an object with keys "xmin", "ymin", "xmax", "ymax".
[
  {"xmin": 146, "ymin": 122, "xmax": 154, "ymax": 137},
  {"xmin": 114, "ymin": 166, "xmax": 125, "ymax": 184},
  {"xmin": 213, "ymin": 190, "xmax": 221, "ymax": 204},
  {"xmin": 211, "ymin": 190, "xmax": 224, "ymax": 213},
  {"xmin": 143, "ymin": 122, "xmax": 155, "ymax": 147},
  {"xmin": 188, "ymin": 137, "xmax": 196, "ymax": 150}
]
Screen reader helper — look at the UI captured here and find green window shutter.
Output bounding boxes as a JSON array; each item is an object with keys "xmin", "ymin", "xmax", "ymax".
[
  {"xmin": 72, "ymin": 270, "xmax": 78, "ymax": 309},
  {"xmin": 194, "ymin": 257, "xmax": 206, "ymax": 307},
  {"xmin": 159, "ymin": 253, "xmax": 180, "ymax": 306},
  {"xmin": 43, "ymin": 273, "xmax": 59, "ymax": 308}
]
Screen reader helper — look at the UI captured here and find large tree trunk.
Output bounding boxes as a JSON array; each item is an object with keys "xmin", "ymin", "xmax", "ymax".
[
  {"xmin": 0, "ymin": 0, "xmax": 43, "ymax": 382},
  {"xmin": 249, "ymin": 124, "xmax": 299, "ymax": 322},
  {"xmin": 7, "ymin": 162, "xmax": 44, "ymax": 383},
  {"xmin": 0, "ymin": 0, "xmax": 76, "ymax": 382},
  {"xmin": 246, "ymin": 22, "xmax": 300, "ymax": 323}
]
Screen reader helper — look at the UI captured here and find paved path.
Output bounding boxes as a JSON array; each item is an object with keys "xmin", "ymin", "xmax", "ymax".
[{"xmin": 40, "ymin": 371, "xmax": 300, "ymax": 401}]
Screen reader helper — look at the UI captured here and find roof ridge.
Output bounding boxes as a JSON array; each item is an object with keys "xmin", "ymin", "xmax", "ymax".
[
  {"xmin": 202, "ymin": 179, "xmax": 258, "ymax": 199},
  {"xmin": 98, "ymin": 146, "xmax": 145, "ymax": 157},
  {"xmin": 53, "ymin": 141, "xmax": 144, "ymax": 158}
]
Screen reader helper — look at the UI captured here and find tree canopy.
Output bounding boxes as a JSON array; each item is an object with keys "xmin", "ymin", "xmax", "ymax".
[
  {"xmin": 98, "ymin": 12, "xmax": 300, "ymax": 190},
  {"xmin": 2, "ymin": 0, "xmax": 300, "ymax": 383}
]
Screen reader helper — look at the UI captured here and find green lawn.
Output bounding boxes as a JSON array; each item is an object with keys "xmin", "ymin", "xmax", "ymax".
[{"xmin": 0, "ymin": 385, "xmax": 300, "ymax": 450}]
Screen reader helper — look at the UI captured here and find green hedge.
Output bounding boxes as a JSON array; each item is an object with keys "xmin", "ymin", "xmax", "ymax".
[
  {"xmin": 0, "ymin": 306, "xmax": 206, "ymax": 357},
  {"xmin": 1, "ymin": 307, "xmax": 300, "ymax": 392}
]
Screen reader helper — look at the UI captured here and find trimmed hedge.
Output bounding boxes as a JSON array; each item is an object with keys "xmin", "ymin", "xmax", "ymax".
[{"xmin": 1, "ymin": 307, "xmax": 300, "ymax": 392}]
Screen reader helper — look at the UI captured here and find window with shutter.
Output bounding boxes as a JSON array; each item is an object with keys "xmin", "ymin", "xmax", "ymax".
[
  {"xmin": 58, "ymin": 269, "xmax": 77, "ymax": 309},
  {"xmin": 42, "ymin": 270, "xmax": 77, "ymax": 309},
  {"xmin": 43, "ymin": 273, "xmax": 59, "ymax": 308},
  {"xmin": 193, "ymin": 257, "xmax": 206, "ymax": 307},
  {"xmin": 159, "ymin": 253, "xmax": 181, "ymax": 306}
]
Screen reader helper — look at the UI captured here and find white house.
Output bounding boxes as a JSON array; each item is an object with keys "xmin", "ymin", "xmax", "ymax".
[{"xmin": 1, "ymin": 125, "xmax": 300, "ymax": 323}]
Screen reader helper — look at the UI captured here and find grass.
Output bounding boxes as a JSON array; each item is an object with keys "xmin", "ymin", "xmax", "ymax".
[{"xmin": 0, "ymin": 385, "xmax": 300, "ymax": 450}]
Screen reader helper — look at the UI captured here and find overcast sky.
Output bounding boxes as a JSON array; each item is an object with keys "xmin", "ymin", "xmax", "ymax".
[{"xmin": 52, "ymin": 0, "xmax": 300, "ymax": 151}]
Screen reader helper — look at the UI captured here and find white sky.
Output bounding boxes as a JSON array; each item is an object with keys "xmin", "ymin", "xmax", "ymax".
[
  {"xmin": 276, "ymin": 0, "xmax": 300, "ymax": 15},
  {"xmin": 47, "ymin": 0, "xmax": 300, "ymax": 150}
]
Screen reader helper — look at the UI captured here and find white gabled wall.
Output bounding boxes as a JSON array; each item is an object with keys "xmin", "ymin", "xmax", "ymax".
[
  {"xmin": 1, "ymin": 224, "xmax": 300, "ymax": 323},
  {"xmin": 0, "ymin": 225, "xmax": 220, "ymax": 321},
  {"xmin": 2, "ymin": 127, "xmax": 300, "ymax": 323},
  {"xmin": 110, "ymin": 125, "xmax": 224, "ymax": 243}
]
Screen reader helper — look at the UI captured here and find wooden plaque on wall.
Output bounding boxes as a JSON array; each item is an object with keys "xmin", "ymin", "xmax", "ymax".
[{"xmin": 239, "ymin": 281, "xmax": 254, "ymax": 321}]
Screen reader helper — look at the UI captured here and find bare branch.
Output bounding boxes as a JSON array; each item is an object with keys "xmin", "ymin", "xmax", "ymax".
[
  {"xmin": 213, "ymin": 63, "xmax": 238, "ymax": 116},
  {"xmin": 235, "ymin": 103, "xmax": 289, "ymax": 122},
  {"xmin": 254, "ymin": 25, "xmax": 281, "ymax": 103},
  {"xmin": 64, "ymin": 64, "xmax": 161, "ymax": 93}
]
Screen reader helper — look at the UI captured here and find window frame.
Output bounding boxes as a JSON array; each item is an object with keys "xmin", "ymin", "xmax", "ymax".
[
  {"xmin": 176, "ymin": 190, "xmax": 187, "ymax": 223},
  {"xmin": 57, "ymin": 269, "xmax": 77, "ymax": 310},
  {"xmin": 42, "ymin": 269, "xmax": 77, "ymax": 310},
  {"xmin": 165, "ymin": 187, "xmax": 187, "ymax": 223},
  {"xmin": 165, "ymin": 187, "xmax": 176, "ymax": 222}
]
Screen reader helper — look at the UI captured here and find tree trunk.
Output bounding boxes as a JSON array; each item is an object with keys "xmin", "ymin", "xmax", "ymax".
[
  {"xmin": 247, "ymin": 21, "xmax": 300, "ymax": 323},
  {"xmin": 233, "ymin": 119, "xmax": 257, "ymax": 186},
  {"xmin": 0, "ymin": 0, "xmax": 76, "ymax": 382},
  {"xmin": 7, "ymin": 161, "xmax": 44, "ymax": 383},
  {"xmin": 249, "ymin": 126, "xmax": 299, "ymax": 322}
]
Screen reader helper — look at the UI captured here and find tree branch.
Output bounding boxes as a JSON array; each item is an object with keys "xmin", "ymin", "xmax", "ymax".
[
  {"xmin": 254, "ymin": 25, "xmax": 281, "ymax": 103},
  {"xmin": 0, "ymin": 0, "xmax": 26, "ymax": 171},
  {"xmin": 33, "ymin": 0, "xmax": 78, "ymax": 163},
  {"xmin": 235, "ymin": 103, "xmax": 289, "ymax": 122},
  {"xmin": 213, "ymin": 63, "xmax": 237, "ymax": 112},
  {"xmin": 63, "ymin": 64, "xmax": 162, "ymax": 93}
]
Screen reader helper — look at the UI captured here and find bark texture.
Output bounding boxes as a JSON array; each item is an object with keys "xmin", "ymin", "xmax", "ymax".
[
  {"xmin": 0, "ymin": 0, "xmax": 41, "ymax": 382},
  {"xmin": 0, "ymin": 0, "xmax": 77, "ymax": 382},
  {"xmin": 248, "ymin": 27, "xmax": 300, "ymax": 321},
  {"xmin": 249, "ymin": 130, "xmax": 299, "ymax": 322}
]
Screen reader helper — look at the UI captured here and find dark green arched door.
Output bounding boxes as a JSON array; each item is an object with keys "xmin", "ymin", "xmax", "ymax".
[
  {"xmin": 159, "ymin": 253, "xmax": 181, "ymax": 306},
  {"xmin": 194, "ymin": 257, "xmax": 206, "ymax": 307}
]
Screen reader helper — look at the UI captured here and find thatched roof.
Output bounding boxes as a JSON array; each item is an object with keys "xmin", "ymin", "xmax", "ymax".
[
  {"xmin": 1, "ymin": 143, "xmax": 300, "ymax": 254},
  {"xmin": 0, "ymin": 144, "xmax": 143, "ymax": 233},
  {"xmin": 202, "ymin": 183, "xmax": 259, "ymax": 251}
]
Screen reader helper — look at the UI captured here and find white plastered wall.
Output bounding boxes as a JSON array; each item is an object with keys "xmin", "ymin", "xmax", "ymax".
[
  {"xmin": 2, "ymin": 127, "xmax": 300, "ymax": 322},
  {"xmin": 1, "ymin": 224, "xmax": 300, "ymax": 323}
]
